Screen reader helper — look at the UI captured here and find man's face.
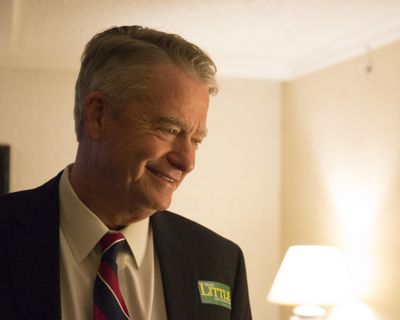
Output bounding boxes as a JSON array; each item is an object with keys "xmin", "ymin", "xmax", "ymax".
[{"xmin": 95, "ymin": 66, "xmax": 209, "ymax": 221}]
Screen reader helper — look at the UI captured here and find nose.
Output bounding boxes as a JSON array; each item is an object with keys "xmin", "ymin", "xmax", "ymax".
[{"xmin": 167, "ymin": 137, "xmax": 196, "ymax": 173}]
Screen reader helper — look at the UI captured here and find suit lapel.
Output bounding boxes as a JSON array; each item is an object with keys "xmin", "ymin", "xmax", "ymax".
[
  {"xmin": 151, "ymin": 212, "xmax": 199, "ymax": 320},
  {"xmin": 9, "ymin": 174, "xmax": 61, "ymax": 319}
]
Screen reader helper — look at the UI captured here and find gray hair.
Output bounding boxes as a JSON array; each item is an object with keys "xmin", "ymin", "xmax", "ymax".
[{"xmin": 74, "ymin": 25, "xmax": 218, "ymax": 140}]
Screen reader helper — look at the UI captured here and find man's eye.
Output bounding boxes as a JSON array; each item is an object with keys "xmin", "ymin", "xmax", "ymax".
[
  {"xmin": 160, "ymin": 127, "xmax": 179, "ymax": 136},
  {"xmin": 192, "ymin": 138, "xmax": 203, "ymax": 146}
]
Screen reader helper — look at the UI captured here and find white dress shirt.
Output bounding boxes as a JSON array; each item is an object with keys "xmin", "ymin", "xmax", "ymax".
[{"xmin": 59, "ymin": 166, "xmax": 167, "ymax": 320}]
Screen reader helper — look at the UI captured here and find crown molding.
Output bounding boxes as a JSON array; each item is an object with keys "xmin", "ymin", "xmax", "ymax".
[{"xmin": 287, "ymin": 16, "xmax": 400, "ymax": 79}]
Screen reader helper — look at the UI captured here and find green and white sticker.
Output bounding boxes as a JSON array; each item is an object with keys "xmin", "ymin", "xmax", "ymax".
[{"xmin": 198, "ymin": 280, "xmax": 231, "ymax": 310}]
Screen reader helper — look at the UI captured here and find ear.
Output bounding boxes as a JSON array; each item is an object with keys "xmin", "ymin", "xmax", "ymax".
[{"xmin": 83, "ymin": 92, "xmax": 106, "ymax": 140}]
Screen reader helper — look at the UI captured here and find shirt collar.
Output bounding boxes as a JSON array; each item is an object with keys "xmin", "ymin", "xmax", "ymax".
[{"xmin": 59, "ymin": 165, "xmax": 150, "ymax": 268}]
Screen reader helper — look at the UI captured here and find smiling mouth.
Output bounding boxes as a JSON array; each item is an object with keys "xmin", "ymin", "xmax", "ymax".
[{"xmin": 147, "ymin": 167, "xmax": 175, "ymax": 183}]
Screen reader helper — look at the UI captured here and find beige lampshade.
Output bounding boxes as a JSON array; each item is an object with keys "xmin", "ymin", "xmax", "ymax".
[{"xmin": 268, "ymin": 245, "xmax": 355, "ymax": 306}]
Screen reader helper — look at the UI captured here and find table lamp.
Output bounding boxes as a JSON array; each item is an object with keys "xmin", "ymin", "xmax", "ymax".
[{"xmin": 267, "ymin": 245, "xmax": 354, "ymax": 320}]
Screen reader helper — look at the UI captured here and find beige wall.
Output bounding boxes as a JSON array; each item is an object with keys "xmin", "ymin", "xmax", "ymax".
[
  {"xmin": 281, "ymin": 40, "xmax": 400, "ymax": 320},
  {"xmin": 0, "ymin": 66, "xmax": 78, "ymax": 190},
  {"xmin": 0, "ymin": 69, "xmax": 281, "ymax": 319}
]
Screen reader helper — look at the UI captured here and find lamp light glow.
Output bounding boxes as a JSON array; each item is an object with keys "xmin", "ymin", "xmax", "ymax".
[{"xmin": 268, "ymin": 245, "xmax": 355, "ymax": 318}]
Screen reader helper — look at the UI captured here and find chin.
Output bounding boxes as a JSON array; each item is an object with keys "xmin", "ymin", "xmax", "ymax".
[
  {"xmin": 154, "ymin": 203, "xmax": 171, "ymax": 212},
  {"xmin": 152, "ymin": 198, "xmax": 172, "ymax": 212}
]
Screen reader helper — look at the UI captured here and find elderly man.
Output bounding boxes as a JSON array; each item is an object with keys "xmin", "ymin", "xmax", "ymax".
[{"xmin": 0, "ymin": 26, "xmax": 251, "ymax": 320}]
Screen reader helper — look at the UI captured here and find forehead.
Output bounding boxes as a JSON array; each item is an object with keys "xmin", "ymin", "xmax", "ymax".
[
  {"xmin": 120, "ymin": 65, "xmax": 210, "ymax": 134},
  {"xmin": 147, "ymin": 66, "xmax": 209, "ymax": 117}
]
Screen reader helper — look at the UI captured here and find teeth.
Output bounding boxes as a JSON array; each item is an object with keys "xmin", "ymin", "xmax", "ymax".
[{"xmin": 154, "ymin": 171, "xmax": 174, "ymax": 183}]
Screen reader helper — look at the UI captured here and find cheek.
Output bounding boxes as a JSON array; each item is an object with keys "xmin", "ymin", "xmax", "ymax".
[
  {"xmin": 128, "ymin": 141, "xmax": 167, "ymax": 176},
  {"xmin": 138, "ymin": 136, "xmax": 170, "ymax": 160}
]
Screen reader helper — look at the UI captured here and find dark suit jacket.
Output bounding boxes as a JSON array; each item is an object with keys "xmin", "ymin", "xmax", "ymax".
[{"xmin": 0, "ymin": 173, "xmax": 252, "ymax": 320}]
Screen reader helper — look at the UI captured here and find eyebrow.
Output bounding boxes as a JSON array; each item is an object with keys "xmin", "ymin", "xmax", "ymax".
[{"xmin": 157, "ymin": 116, "xmax": 208, "ymax": 138}]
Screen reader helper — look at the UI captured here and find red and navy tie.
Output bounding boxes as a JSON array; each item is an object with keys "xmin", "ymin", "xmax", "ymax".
[{"xmin": 93, "ymin": 232, "xmax": 131, "ymax": 320}]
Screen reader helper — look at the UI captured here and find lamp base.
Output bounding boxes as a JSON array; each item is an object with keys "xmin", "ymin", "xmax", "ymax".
[{"xmin": 290, "ymin": 305, "xmax": 327, "ymax": 320}]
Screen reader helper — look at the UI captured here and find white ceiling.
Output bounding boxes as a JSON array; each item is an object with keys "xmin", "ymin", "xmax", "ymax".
[{"xmin": 1, "ymin": 0, "xmax": 400, "ymax": 80}]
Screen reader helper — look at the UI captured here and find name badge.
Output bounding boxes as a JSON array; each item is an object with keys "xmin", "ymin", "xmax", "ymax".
[{"xmin": 198, "ymin": 280, "xmax": 231, "ymax": 310}]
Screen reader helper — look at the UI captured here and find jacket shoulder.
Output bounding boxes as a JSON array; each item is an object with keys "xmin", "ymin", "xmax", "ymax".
[
  {"xmin": 0, "ymin": 172, "xmax": 62, "ymax": 222},
  {"xmin": 151, "ymin": 210, "xmax": 241, "ymax": 256}
]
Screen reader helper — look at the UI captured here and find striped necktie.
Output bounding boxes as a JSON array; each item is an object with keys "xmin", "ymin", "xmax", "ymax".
[{"xmin": 93, "ymin": 232, "xmax": 131, "ymax": 320}]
